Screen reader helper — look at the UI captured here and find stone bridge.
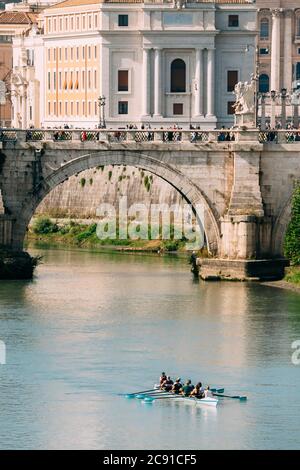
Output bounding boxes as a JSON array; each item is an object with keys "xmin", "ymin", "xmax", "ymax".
[{"xmin": 0, "ymin": 128, "xmax": 299, "ymax": 280}]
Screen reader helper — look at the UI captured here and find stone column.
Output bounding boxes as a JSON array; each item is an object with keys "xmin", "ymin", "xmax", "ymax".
[
  {"xmin": 142, "ymin": 48, "xmax": 151, "ymax": 117},
  {"xmin": 194, "ymin": 48, "xmax": 204, "ymax": 117},
  {"xmin": 283, "ymin": 10, "xmax": 293, "ymax": 92},
  {"xmin": 154, "ymin": 48, "xmax": 162, "ymax": 117},
  {"xmin": 271, "ymin": 9, "xmax": 281, "ymax": 92},
  {"xmin": 206, "ymin": 48, "xmax": 215, "ymax": 117}
]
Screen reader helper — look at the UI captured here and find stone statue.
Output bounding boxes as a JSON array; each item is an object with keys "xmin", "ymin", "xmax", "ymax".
[{"xmin": 233, "ymin": 79, "xmax": 255, "ymax": 115}]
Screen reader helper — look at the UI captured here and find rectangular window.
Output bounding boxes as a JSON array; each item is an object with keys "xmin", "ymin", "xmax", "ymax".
[
  {"xmin": 77, "ymin": 16, "xmax": 79, "ymax": 30},
  {"xmin": 83, "ymin": 16, "xmax": 86, "ymax": 29},
  {"xmin": 94, "ymin": 70, "xmax": 97, "ymax": 88},
  {"xmin": 48, "ymin": 48, "xmax": 50, "ymax": 61},
  {"xmin": 29, "ymin": 106, "xmax": 32, "ymax": 121},
  {"xmin": 48, "ymin": 71, "xmax": 51, "ymax": 91},
  {"xmin": 95, "ymin": 101, "xmax": 97, "ymax": 115},
  {"xmin": 118, "ymin": 70, "xmax": 129, "ymax": 92},
  {"xmin": 59, "ymin": 101, "xmax": 62, "ymax": 115},
  {"xmin": 83, "ymin": 101, "xmax": 85, "ymax": 114},
  {"xmin": 71, "ymin": 17, "xmax": 74, "ymax": 30},
  {"xmin": 118, "ymin": 15, "xmax": 128, "ymax": 27},
  {"xmin": 54, "ymin": 19, "xmax": 57, "ymax": 31},
  {"xmin": 71, "ymin": 101, "xmax": 74, "ymax": 115},
  {"xmin": 118, "ymin": 101, "xmax": 128, "ymax": 114},
  {"xmin": 259, "ymin": 48, "xmax": 269, "ymax": 55},
  {"xmin": 65, "ymin": 102, "xmax": 68, "ymax": 115},
  {"xmin": 95, "ymin": 14, "xmax": 98, "ymax": 29},
  {"xmin": 60, "ymin": 18, "xmax": 63, "ymax": 31},
  {"xmin": 173, "ymin": 103, "xmax": 183, "ymax": 115},
  {"xmin": 76, "ymin": 47, "xmax": 79, "ymax": 60},
  {"xmin": 88, "ymin": 70, "xmax": 91, "ymax": 89},
  {"xmin": 53, "ymin": 49, "xmax": 56, "ymax": 61},
  {"xmin": 54, "ymin": 102, "xmax": 57, "ymax": 115},
  {"xmin": 82, "ymin": 71, "xmax": 85, "ymax": 88},
  {"xmin": 94, "ymin": 45, "xmax": 97, "ymax": 59},
  {"xmin": 228, "ymin": 15, "xmax": 239, "ymax": 27},
  {"xmin": 89, "ymin": 15, "xmax": 92, "ymax": 29},
  {"xmin": 88, "ymin": 46, "xmax": 91, "ymax": 59},
  {"xmin": 76, "ymin": 102, "xmax": 79, "ymax": 115},
  {"xmin": 71, "ymin": 48, "xmax": 73, "ymax": 61},
  {"xmin": 65, "ymin": 48, "xmax": 68, "ymax": 61},
  {"xmin": 227, "ymin": 101, "xmax": 235, "ymax": 115},
  {"xmin": 82, "ymin": 46, "xmax": 85, "ymax": 59},
  {"xmin": 53, "ymin": 71, "xmax": 56, "ymax": 89},
  {"xmin": 59, "ymin": 71, "xmax": 62, "ymax": 90},
  {"xmin": 88, "ymin": 101, "xmax": 91, "ymax": 115},
  {"xmin": 48, "ymin": 102, "xmax": 51, "ymax": 115},
  {"xmin": 59, "ymin": 48, "xmax": 62, "ymax": 61},
  {"xmin": 227, "ymin": 70, "xmax": 238, "ymax": 92}
]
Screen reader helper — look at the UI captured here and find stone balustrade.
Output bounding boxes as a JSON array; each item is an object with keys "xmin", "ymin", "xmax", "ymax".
[{"xmin": 1, "ymin": 128, "xmax": 300, "ymax": 145}]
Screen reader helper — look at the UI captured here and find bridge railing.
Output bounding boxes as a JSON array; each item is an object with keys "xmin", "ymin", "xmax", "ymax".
[{"xmin": 1, "ymin": 128, "xmax": 300, "ymax": 144}]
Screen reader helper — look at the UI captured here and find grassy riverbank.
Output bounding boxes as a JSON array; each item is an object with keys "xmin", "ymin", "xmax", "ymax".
[
  {"xmin": 26, "ymin": 217, "xmax": 200, "ymax": 254},
  {"xmin": 285, "ymin": 266, "xmax": 300, "ymax": 285}
]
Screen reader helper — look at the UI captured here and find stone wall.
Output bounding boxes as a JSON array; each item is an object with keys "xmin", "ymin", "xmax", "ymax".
[{"xmin": 36, "ymin": 165, "xmax": 182, "ymax": 219}]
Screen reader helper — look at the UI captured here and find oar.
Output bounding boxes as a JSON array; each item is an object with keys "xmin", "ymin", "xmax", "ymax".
[
  {"xmin": 124, "ymin": 388, "xmax": 158, "ymax": 398},
  {"xmin": 213, "ymin": 393, "xmax": 247, "ymax": 401},
  {"xmin": 143, "ymin": 395, "xmax": 182, "ymax": 403},
  {"xmin": 211, "ymin": 388, "xmax": 224, "ymax": 393}
]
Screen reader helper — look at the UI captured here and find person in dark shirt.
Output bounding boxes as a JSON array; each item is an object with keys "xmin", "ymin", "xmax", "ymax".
[
  {"xmin": 162, "ymin": 376, "xmax": 174, "ymax": 391},
  {"xmin": 171, "ymin": 378, "xmax": 182, "ymax": 394},
  {"xmin": 181, "ymin": 380, "xmax": 194, "ymax": 397}
]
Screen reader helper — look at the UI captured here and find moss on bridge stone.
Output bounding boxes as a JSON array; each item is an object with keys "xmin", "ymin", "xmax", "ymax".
[{"xmin": 0, "ymin": 249, "xmax": 40, "ymax": 280}]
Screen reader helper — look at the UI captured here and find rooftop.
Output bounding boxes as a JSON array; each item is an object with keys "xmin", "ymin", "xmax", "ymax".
[{"xmin": 0, "ymin": 11, "xmax": 37, "ymax": 24}]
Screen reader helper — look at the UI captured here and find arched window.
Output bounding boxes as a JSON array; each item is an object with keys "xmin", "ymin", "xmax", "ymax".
[
  {"xmin": 260, "ymin": 18, "xmax": 269, "ymax": 39},
  {"xmin": 171, "ymin": 59, "xmax": 186, "ymax": 93},
  {"xmin": 259, "ymin": 74, "xmax": 270, "ymax": 93},
  {"xmin": 297, "ymin": 17, "xmax": 300, "ymax": 37}
]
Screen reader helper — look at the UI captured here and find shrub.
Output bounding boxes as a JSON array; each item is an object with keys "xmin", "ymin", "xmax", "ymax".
[
  {"xmin": 284, "ymin": 184, "xmax": 300, "ymax": 265},
  {"xmin": 33, "ymin": 217, "xmax": 59, "ymax": 235},
  {"xmin": 80, "ymin": 178, "xmax": 86, "ymax": 188}
]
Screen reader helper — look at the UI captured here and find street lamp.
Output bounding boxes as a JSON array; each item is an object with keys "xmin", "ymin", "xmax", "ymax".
[
  {"xmin": 281, "ymin": 88, "xmax": 287, "ymax": 128},
  {"xmin": 98, "ymin": 95, "xmax": 106, "ymax": 129},
  {"xmin": 270, "ymin": 90, "xmax": 277, "ymax": 129}
]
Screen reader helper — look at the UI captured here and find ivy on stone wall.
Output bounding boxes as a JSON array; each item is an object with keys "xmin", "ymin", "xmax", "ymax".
[{"xmin": 284, "ymin": 184, "xmax": 300, "ymax": 265}]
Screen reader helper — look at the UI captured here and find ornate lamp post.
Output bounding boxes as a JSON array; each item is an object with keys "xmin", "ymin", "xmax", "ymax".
[
  {"xmin": 98, "ymin": 95, "xmax": 106, "ymax": 129},
  {"xmin": 270, "ymin": 89, "xmax": 277, "ymax": 129},
  {"xmin": 280, "ymin": 88, "xmax": 287, "ymax": 129}
]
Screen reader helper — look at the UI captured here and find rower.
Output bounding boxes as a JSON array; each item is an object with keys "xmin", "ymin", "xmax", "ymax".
[
  {"xmin": 204, "ymin": 386, "xmax": 213, "ymax": 398},
  {"xmin": 162, "ymin": 376, "xmax": 174, "ymax": 392},
  {"xmin": 181, "ymin": 379, "xmax": 194, "ymax": 397},
  {"xmin": 171, "ymin": 378, "xmax": 182, "ymax": 394},
  {"xmin": 159, "ymin": 372, "xmax": 167, "ymax": 388},
  {"xmin": 190, "ymin": 382, "xmax": 204, "ymax": 399}
]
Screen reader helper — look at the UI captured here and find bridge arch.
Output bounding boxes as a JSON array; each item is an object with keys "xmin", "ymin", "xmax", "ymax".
[{"xmin": 14, "ymin": 150, "xmax": 221, "ymax": 254}]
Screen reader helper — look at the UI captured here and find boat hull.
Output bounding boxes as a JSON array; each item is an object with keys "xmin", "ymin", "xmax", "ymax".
[{"xmin": 152, "ymin": 386, "xmax": 218, "ymax": 407}]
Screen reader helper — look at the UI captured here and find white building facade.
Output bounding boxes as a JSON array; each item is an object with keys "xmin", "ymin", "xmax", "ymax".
[{"xmin": 12, "ymin": 0, "xmax": 258, "ymax": 129}]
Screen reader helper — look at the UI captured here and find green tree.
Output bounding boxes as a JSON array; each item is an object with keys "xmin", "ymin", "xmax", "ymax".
[{"xmin": 284, "ymin": 184, "xmax": 300, "ymax": 265}]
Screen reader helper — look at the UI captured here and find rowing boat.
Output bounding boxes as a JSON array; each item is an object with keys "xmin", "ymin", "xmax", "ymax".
[{"xmin": 149, "ymin": 386, "xmax": 218, "ymax": 407}]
